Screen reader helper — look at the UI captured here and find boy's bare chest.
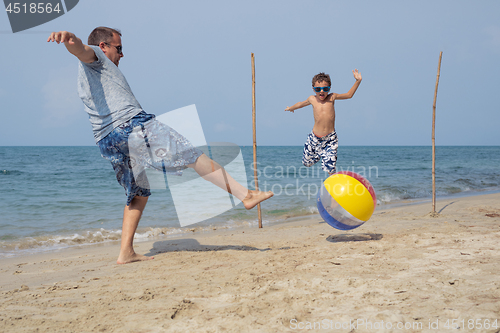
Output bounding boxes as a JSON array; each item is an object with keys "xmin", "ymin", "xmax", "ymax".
[{"xmin": 311, "ymin": 100, "xmax": 335, "ymax": 116}]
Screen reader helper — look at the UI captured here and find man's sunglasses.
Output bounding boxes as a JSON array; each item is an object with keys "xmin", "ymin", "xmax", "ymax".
[
  {"xmin": 105, "ymin": 43, "xmax": 123, "ymax": 55},
  {"xmin": 313, "ymin": 86, "xmax": 331, "ymax": 93}
]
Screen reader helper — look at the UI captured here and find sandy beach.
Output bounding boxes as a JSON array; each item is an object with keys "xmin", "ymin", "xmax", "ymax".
[{"xmin": 1, "ymin": 192, "xmax": 499, "ymax": 332}]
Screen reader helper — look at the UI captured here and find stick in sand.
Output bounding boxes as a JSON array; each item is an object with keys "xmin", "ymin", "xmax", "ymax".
[
  {"xmin": 432, "ymin": 51, "xmax": 443, "ymax": 214},
  {"xmin": 251, "ymin": 53, "xmax": 263, "ymax": 228}
]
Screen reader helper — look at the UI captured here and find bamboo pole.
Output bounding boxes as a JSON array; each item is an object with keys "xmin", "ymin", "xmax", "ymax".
[
  {"xmin": 432, "ymin": 51, "xmax": 443, "ymax": 213},
  {"xmin": 251, "ymin": 53, "xmax": 263, "ymax": 228}
]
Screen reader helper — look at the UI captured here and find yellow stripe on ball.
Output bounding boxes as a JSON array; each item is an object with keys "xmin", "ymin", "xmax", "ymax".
[{"xmin": 324, "ymin": 174, "xmax": 375, "ymax": 221}]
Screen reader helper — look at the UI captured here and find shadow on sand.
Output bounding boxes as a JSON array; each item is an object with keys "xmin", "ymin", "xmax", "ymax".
[
  {"xmin": 145, "ymin": 238, "xmax": 272, "ymax": 257},
  {"xmin": 326, "ymin": 233, "xmax": 383, "ymax": 243}
]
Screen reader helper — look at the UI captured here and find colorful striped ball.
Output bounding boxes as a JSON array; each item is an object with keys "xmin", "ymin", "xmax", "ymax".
[{"xmin": 317, "ymin": 171, "xmax": 377, "ymax": 230}]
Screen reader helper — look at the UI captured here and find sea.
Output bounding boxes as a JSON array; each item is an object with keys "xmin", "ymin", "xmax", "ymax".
[{"xmin": 1, "ymin": 146, "xmax": 499, "ymax": 258}]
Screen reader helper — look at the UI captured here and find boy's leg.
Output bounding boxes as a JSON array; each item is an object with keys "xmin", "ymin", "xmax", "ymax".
[
  {"xmin": 188, "ymin": 153, "xmax": 273, "ymax": 209},
  {"xmin": 321, "ymin": 154, "xmax": 337, "ymax": 175},
  {"xmin": 320, "ymin": 132, "xmax": 339, "ymax": 175},
  {"xmin": 117, "ymin": 195, "xmax": 153, "ymax": 264},
  {"xmin": 302, "ymin": 132, "xmax": 321, "ymax": 167}
]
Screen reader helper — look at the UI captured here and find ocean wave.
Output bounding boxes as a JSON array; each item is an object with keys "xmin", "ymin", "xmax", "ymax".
[
  {"xmin": 376, "ymin": 191, "xmax": 402, "ymax": 204},
  {"xmin": 0, "ymin": 219, "xmax": 271, "ymax": 258},
  {"xmin": 0, "ymin": 229, "xmax": 122, "ymax": 256},
  {"xmin": 266, "ymin": 205, "xmax": 318, "ymax": 219},
  {"xmin": 0, "ymin": 169, "xmax": 22, "ymax": 176}
]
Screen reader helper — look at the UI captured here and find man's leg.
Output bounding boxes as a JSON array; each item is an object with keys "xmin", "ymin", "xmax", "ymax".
[
  {"xmin": 188, "ymin": 154, "xmax": 273, "ymax": 209},
  {"xmin": 117, "ymin": 195, "xmax": 153, "ymax": 264}
]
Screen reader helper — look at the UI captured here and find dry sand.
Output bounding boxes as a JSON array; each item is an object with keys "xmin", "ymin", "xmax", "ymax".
[{"xmin": 1, "ymin": 193, "xmax": 500, "ymax": 332}]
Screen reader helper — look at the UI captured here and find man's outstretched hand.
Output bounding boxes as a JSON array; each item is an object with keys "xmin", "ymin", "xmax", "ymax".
[
  {"xmin": 46, "ymin": 31, "xmax": 97, "ymax": 64},
  {"xmin": 47, "ymin": 31, "xmax": 77, "ymax": 44}
]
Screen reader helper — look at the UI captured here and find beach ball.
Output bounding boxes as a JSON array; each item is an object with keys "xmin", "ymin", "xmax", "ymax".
[{"xmin": 317, "ymin": 171, "xmax": 376, "ymax": 230}]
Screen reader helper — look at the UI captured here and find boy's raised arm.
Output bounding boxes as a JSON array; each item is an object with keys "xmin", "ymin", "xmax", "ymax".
[
  {"xmin": 47, "ymin": 31, "xmax": 97, "ymax": 64},
  {"xmin": 335, "ymin": 69, "xmax": 362, "ymax": 100},
  {"xmin": 285, "ymin": 97, "xmax": 312, "ymax": 113}
]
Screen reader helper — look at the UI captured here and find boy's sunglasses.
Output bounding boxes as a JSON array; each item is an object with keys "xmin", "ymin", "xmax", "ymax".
[
  {"xmin": 105, "ymin": 43, "xmax": 123, "ymax": 55},
  {"xmin": 313, "ymin": 86, "xmax": 331, "ymax": 92}
]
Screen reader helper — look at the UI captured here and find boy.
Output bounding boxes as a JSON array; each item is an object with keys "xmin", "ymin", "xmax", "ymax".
[{"xmin": 285, "ymin": 70, "xmax": 362, "ymax": 175}]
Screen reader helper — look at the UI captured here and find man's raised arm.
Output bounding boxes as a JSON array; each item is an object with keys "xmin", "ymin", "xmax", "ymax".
[{"xmin": 47, "ymin": 31, "xmax": 97, "ymax": 64}]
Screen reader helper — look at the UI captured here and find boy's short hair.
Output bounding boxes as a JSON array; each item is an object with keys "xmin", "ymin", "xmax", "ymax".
[
  {"xmin": 312, "ymin": 72, "xmax": 331, "ymax": 86},
  {"xmin": 88, "ymin": 27, "xmax": 122, "ymax": 46}
]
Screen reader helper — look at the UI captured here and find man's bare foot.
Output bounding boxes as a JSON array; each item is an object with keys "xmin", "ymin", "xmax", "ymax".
[
  {"xmin": 242, "ymin": 190, "xmax": 274, "ymax": 210},
  {"xmin": 117, "ymin": 252, "xmax": 154, "ymax": 265}
]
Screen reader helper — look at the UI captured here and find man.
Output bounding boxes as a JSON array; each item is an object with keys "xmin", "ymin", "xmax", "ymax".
[{"xmin": 47, "ymin": 27, "xmax": 273, "ymax": 264}]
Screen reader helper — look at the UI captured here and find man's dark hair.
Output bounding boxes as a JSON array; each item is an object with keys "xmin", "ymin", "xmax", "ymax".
[
  {"xmin": 312, "ymin": 72, "xmax": 331, "ymax": 86},
  {"xmin": 88, "ymin": 27, "xmax": 122, "ymax": 46}
]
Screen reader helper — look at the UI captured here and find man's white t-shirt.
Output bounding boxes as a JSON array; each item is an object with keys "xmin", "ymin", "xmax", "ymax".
[{"xmin": 78, "ymin": 45, "xmax": 144, "ymax": 143}]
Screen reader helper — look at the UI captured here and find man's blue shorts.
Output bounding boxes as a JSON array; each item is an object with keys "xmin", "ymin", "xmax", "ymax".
[
  {"xmin": 302, "ymin": 130, "xmax": 338, "ymax": 174},
  {"xmin": 98, "ymin": 112, "xmax": 203, "ymax": 205}
]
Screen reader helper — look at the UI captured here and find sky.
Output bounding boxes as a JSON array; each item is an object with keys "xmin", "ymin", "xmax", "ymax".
[{"xmin": 1, "ymin": 0, "xmax": 499, "ymax": 146}]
